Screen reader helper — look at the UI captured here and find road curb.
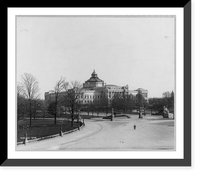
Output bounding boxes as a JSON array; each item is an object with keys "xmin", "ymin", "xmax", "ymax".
[{"xmin": 17, "ymin": 122, "xmax": 85, "ymax": 145}]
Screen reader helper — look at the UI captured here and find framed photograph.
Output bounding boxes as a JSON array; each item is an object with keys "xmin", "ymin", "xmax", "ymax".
[{"xmin": 4, "ymin": 2, "xmax": 191, "ymax": 166}]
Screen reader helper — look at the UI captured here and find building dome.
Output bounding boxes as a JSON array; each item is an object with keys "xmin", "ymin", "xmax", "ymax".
[{"xmin": 83, "ymin": 70, "xmax": 104, "ymax": 89}]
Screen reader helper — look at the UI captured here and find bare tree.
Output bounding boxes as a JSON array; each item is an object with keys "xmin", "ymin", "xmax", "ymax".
[
  {"xmin": 111, "ymin": 93, "xmax": 123, "ymax": 112},
  {"xmin": 40, "ymin": 99, "xmax": 48, "ymax": 119},
  {"xmin": 63, "ymin": 81, "xmax": 82, "ymax": 126},
  {"xmin": 17, "ymin": 82, "xmax": 24, "ymax": 96},
  {"xmin": 50, "ymin": 77, "xmax": 65, "ymax": 124},
  {"xmin": 136, "ymin": 90, "xmax": 145, "ymax": 118},
  {"xmin": 136, "ymin": 90, "xmax": 145, "ymax": 108},
  {"xmin": 21, "ymin": 73, "xmax": 39, "ymax": 126},
  {"xmin": 31, "ymin": 98, "xmax": 42, "ymax": 120},
  {"xmin": 17, "ymin": 83, "xmax": 28, "ymax": 120}
]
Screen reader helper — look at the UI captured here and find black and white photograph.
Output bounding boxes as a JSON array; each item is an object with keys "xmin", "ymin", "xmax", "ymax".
[
  {"xmin": 16, "ymin": 15, "xmax": 176, "ymax": 151},
  {"xmin": 1, "ymin": 1, "xmax": 196, "ymax": 174},
  {"xmin": 4, "ymin": 3, "xmax": 193, "ymax": 168}
]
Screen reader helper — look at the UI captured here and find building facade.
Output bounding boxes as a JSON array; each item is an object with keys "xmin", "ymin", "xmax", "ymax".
[{"xmin": 44, "ymin": 70, "xmax": 148, "ymax": 105}]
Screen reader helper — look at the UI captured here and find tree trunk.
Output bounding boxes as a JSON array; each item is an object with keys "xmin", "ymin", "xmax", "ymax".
[
  {"xmin": 71, "ymin": 105, "xmax": 74, "ymax": 127},
  {"xmin": 29, "ymin": 100, "xmax": 32, "ymax": 126},
  {"xmin": 54, "ymin": 101, "xmax": 57, "ymax": 125},
  {"xmin": 71, "ymin": 114, "xmax": 74, "ymax": 126}
]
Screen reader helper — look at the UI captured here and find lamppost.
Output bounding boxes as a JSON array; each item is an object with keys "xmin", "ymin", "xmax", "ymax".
[
  {"xmin": 60, "ymin": 120, "xmax": 63, "ymax": 137},
  {"xmin": 23, "ymin": 125, "xmax": 29, "ymax": 145},
  {"xmin": 139, "ymin": 107, "xmax": 142, "ymax": 118},
  {"xmin": 111, "ymin": 108, "xmax": 114, "ymax": 121},
  {"xmin": 78, "ymin": 109, "xmax": 81, "ymax": 130}
]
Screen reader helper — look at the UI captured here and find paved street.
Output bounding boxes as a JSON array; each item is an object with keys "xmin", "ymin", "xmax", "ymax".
[{"xmin": 16, "ymin": 114, "xmax": 175, "ymax": 151}]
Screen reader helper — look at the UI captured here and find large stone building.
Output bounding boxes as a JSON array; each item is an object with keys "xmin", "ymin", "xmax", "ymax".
[{"xmin": 44, "ymin": 70, "xmax": 148, "ymax": 105}]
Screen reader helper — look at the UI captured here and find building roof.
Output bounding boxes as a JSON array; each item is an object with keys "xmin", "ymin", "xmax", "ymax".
[
  {"xmin": 85, "ymin": 70, "xmax": 104, "ymax": 83},
  {"xmin": 134, "ymin": 88, "xmax": 148, "ymax": 92},
  {"xmin": 105, "ymin": 84, "xmax": 118, "ymax": 87},
  {"xmin": 85, "ymin": 77, "xmax": 104, "ymax": 83}
]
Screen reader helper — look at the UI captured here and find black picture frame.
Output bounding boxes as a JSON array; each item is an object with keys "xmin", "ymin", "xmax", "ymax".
[{"xmin": 3, "ymin": 2, "xmax": 191, "ymax": 167}]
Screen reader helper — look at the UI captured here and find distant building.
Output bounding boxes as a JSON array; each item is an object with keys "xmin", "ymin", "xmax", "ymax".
[
  {"xmin": 44, "ymin": 70, "xmax": 148, "ymax": 105},
  {"xmin": 133, "ymin": 88, "xmax": 148, "ymax": 100}
]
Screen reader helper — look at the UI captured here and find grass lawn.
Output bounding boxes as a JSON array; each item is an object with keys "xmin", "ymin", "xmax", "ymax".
[{"xmin": 17, "ymin": 118, "xmax": 81, "ymax": 142}]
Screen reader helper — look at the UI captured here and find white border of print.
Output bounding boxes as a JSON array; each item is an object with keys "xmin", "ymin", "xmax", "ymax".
[{"xmin": 7, "ymin": 7, "xmax": 184, "ymax": 159}]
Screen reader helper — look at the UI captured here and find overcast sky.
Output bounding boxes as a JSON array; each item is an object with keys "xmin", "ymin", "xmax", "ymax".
[{"xmin": 16, "ymin": 16, "xmax": 175, "ymax": 99}]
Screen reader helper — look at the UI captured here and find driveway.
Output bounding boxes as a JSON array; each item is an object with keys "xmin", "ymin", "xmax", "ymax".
[{"xmin": 16, "ymin": 115, "xmax": 175, "ymax": 151}]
